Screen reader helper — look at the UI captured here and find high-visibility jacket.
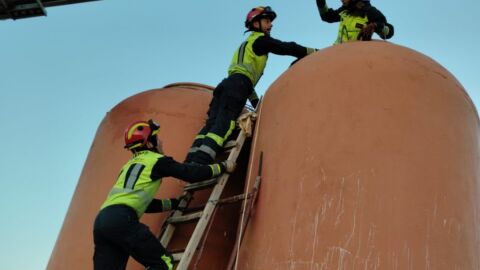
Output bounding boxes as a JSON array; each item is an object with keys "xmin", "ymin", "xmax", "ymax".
[
  {"xmin": 335, "ymin": 11, "xmax": 369, "ymax": 44},
  {"xmin": 101, "ymin": 150, "xmax": 164, "ymax": 218},
  {"xmin": 228, "ymin": 31, "xmax": 268, "ymax": 87},
  {"xmin": 317, "ymin": 2, "xmax": 394, "ymax": 44}
]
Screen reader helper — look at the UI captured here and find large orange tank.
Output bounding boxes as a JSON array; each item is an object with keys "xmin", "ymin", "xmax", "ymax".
[
  {"xmin": 237, "ymin": 42, "xmax": 480, "ymax": 269},
  {"xmin": 47, "ymin": 83, "xmax": 247, "ymax": 270}
]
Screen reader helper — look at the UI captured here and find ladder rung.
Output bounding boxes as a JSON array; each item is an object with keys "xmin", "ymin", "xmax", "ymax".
[
  {"xmin": 171, "ymin": 252, "xmax": 184, "ymax": 262},
  {"xmin": 184, "ymin": 178, "xmax": 218, "ymax": 192},
  {"xmin": 157, "ymin": 112, "xmax": 256, "ymax": 270},
  {"xmin": 223, "ymin": 140, "xmax": 237, "ymax": 149},
  {"xmin": 218, "ymin": 193, "xmax": 248, "ymax": 205},
  {"xmin": 167, "ymin": 210, "xmax": 203, "ymax": 224}
]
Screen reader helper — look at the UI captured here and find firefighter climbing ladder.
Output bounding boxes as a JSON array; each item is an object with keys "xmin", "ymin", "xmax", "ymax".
[{"xmin": 157, "ymin": 112, "xmax": 256, "ymax": 270}]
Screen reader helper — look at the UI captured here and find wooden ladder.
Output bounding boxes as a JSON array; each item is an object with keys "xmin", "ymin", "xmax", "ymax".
[{"xmin": 157, "ymin": 112, "xmax": 256, "ymax": 270}]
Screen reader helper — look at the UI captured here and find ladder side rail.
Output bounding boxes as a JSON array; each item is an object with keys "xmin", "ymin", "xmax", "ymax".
[
  {"xmin": 159, "ymin": 209, "xmax": 185, "ymax": 246},
  {"xmin": 175, "ymin": 130, "xmax": 247, "ymax": 270},
  {"xmin": 159, "ymin": 192, "xmax": 192, "ymax": 247}
]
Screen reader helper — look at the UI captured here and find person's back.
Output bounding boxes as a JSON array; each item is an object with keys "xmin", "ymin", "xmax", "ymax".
[
  {"xmin": 100, "ymin": 149, "xmax": 165, "ymax": 217},
  {"xmin": 228, "ymin": 31, "xmax": 268, "ymax": 89},
  {"xmin": 93, "ymin": 120, "xmax": 234, "ymax": 270},
  {"xmin": 316, "ymin": 0, "xmax": 394, "ymax": 44}
]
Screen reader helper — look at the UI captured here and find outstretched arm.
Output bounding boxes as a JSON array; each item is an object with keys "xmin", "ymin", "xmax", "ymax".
[
  {"xmin": 366, "ymin": 6, "xmax": 394, "ymax": 39},
  {"xmin": 316, "ymin": 0, "xmax": 342, "ymax": 23},
  {"xmin": 252, "ymin": 35, "xmax": 316, "ymax": 59},
  {"xmin": 151, "ymin": 156, "xmax": 226, "ymax": 183}
]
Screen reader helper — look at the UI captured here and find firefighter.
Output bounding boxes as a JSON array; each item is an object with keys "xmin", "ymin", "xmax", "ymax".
[
  {"xmin": 93, "ymin": 119, "xmax": 235, "ymax": 270},
  {"xmin": 316, "ymin": 0, "xmax": 394, "ymax": 44},
  {"xmin": 185, "ymin": 6, "xmax": 318, "ymax": 165}
]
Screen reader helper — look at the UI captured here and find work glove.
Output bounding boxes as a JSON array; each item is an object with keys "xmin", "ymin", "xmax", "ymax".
[
  {"xmin": 173, "ymin": 194, "xmax": 191, "ymax": 211},
  {"xmin": 250, "ymin": 98, "xmax": 259, "ymax": 109},
  {"xmin": 290, "ymin": 48, "xmax": 318, "ymax": 67},
  {"xmin": 358, "ymin": 23, "xmax": 376, "ymax": 41},
  {"xmin": 306, "ymin": 47, "xmax": 319, "ymax": 55},
  {"xmin": 169, "ymin": 198, "xmax": 180, "ymax": 210},
  {"xmin": 220, "ymin": 160, "xmax": 236, "ymax": 173},
  {"xmin": 249, "ymin": 91, "xmax": 259, "ymax": 109}
]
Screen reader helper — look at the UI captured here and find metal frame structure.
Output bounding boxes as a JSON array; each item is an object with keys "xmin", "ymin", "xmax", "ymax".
[{"xmin": 0, "ymin": 0, "xmax": 98, "ymax": 20}]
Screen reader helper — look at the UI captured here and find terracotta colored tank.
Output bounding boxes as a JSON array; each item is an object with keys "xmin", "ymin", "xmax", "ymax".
[
  {"xmin": 236, "ymin": 42, "xmax": 480, "ymax": 269},
  {"xmin": 47, "ymin": 83, "xmax": 248, "ymax": 270}
]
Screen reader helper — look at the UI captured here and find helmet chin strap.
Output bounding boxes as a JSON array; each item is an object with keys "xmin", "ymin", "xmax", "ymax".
[
  {"xmin": 260, "ymin": 22, "xmax": 265, "ymax": 34},
  {"xmin": 252, "ymin": 20, "xmax": 265, "ymax": 34},
  {"xmin": 258, "ymin": 18, "xmax": 272, "ymax": 35},
  {"xmin": 147, "ymin": 135, "xmax": 158, "ymax": 152},
  {"xmin": 145, "ymin": 144, "xmax": 159, "ymax": 153}
]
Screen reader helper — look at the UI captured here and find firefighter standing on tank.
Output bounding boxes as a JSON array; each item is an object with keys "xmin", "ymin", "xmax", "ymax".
[
  {"xmin": 316, "ymin": 0, "xmax": 394, "ymax": 44},
  {"xmin": 185, "ymin": 6, "xmax": 318, "ymax": 165},
  {"xmin": 93, "ymin": 119, "xmax": 235, "ymax": 270}
]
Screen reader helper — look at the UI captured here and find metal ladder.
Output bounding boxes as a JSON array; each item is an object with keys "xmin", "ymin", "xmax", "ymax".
[{"xmin": 157, "ymin": 112, "xmax": 256, "ymax": 270}]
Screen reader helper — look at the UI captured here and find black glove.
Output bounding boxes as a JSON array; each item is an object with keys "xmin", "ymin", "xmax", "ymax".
[
  {"xmin": 173, "ymin": 194, "xmax": 191, "ymax": 211},
  {"xmin": 316, "ymin": 0, "xmax": 326, "ymax": 8},
  {"xmin": 250, "ymin": 98, "xmax": 259, "ymax": 108},
  {"xmin": 358, "ymin": 23, "xmax": 376, "ymax": 41},
  {"xmin": 248, "ymin": 91, "xmax": 259, "ymax": 109},
  {"xmin": 170, "ymin": 198, "xmax": 180, "ymax": 210}
]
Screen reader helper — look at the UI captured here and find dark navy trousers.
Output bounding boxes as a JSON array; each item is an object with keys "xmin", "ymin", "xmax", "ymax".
[
  {"xmin": 186, "ymin": 73, "xmax": 253, "ymax": 164},
  {"xmin": 93, "ymin": 205, "xmax": 171, "ymax": 270}
]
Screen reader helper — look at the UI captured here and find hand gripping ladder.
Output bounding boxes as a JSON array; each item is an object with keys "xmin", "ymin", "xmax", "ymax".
[{"xmin": 157, "ymin": 112, "xmax": 257, "ymax": 270}]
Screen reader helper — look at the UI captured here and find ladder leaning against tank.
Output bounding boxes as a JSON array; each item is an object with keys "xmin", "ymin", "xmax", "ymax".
[{"xmin": 152, "ymin": 110, "xmax": 259, "ymax": 270}]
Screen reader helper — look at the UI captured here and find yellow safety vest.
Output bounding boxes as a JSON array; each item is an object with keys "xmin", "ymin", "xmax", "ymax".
[
  {"xmin": 101, "ymin": 150, "xmax": 163, "ymax": 218},
  {"xmin": 335, "ymin": 11, "xmax": 369, "ymax": 44},
  {"xmin": 228, "ymin": 31, "xmax": 268, "ymax": 86}
]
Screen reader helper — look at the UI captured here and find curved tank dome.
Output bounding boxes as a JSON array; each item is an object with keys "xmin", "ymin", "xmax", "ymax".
[
  {"xmin": 47, "ymin": 83, "xmax": 248, "ymax": 270},
  {"xmin": 237, "ymin": 41, "xmax": 480, "ymax": 269}
]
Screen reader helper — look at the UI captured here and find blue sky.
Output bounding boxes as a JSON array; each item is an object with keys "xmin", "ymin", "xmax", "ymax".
[{"xmin": 0, "ymin": 0, "xmax": 478, "ymax": 269}]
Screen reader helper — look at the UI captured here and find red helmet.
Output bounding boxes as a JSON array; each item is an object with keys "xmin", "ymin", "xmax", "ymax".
[
  {"xmin": 124, "ymin": 119, "xmax": 160, "ymax": 150},
  {"xmin": 245, "ymin": 6, "xmax": 276, "ymax": 28}
]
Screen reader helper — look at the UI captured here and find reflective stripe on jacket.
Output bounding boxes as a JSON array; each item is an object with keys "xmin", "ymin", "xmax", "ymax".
[
  {"xmin": 228, "ymin": 31, "xmax": 268, "ymax": 86},
  {"xmin": 101, "ymin": 150, "xmax": 163, "ymax": 218},
  {"xmin": 335, "ymin": 11, "xmax": 369, "ymax": 44}
]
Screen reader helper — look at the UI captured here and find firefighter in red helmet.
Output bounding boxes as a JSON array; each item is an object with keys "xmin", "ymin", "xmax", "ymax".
[
  {"xmin": 185, "ymin": 6, "xmax": 318, "ymax": 165},
  {"xmin": 93, "ymin": 119, "xmax": 235, "ymax": 270}
]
